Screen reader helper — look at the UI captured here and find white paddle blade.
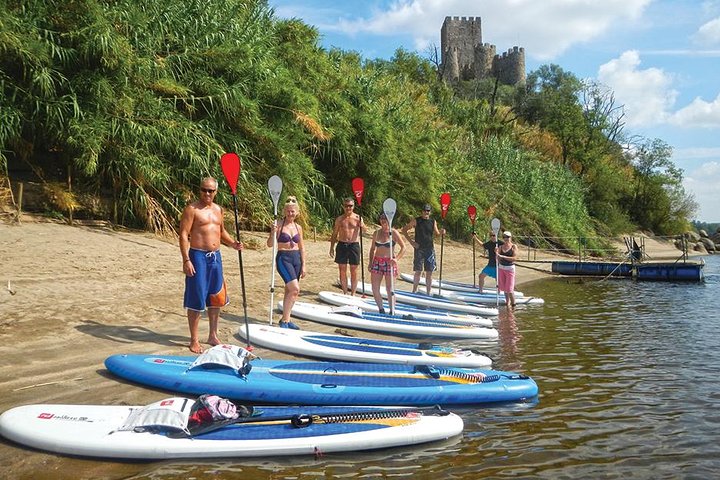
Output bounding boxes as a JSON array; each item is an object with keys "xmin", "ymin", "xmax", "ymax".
[
  {"xmin": 491, "ymin": 217, "xmax": 501, "ymax": 235},
  {"xmin": 268, "ymin": 176, "xmax": 283, "ymax": 212},
  {"xmin": 383, "ymin": 198, "xmax": 397, "ymax": 227}
]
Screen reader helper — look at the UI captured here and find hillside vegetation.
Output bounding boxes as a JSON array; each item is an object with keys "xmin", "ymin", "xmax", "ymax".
[{"xmin": 0, "ymin": 0, "xmax": 697, "ymax": 249}]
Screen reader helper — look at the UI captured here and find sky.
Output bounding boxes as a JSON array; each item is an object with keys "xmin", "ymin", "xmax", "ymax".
[{"xmin": 269, "ymin": 0, "xmax": 720, "ymax": 222}]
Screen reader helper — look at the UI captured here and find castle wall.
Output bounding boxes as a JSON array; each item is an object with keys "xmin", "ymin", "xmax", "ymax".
[{"xmin": 440, "ymin": 16, "xmax": 525, "ymax": 86}]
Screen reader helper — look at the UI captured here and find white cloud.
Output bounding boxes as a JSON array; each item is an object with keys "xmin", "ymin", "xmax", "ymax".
[
  {"xmin": 693, "ymin": 17, "xmax": 720, "ymax": 45},
  {"xmin": 597, "ymin": 50, "xmax": 677, "ymax": 127},
  {"xmin": 327, "ymin": 0, "xmax": 652, "ymax": 59},
  {"xmin": 669, "ymin": 94, "xmax": 720, "ymax": 128},
  {"xmin": 683, "ymin": 161, "xmax": 720, "ymax": 221}
]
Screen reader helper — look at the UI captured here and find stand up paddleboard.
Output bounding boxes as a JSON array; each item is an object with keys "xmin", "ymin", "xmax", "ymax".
[
  {"xmin": 399, "ymin": 272, "xmax": 524, "ymax": 296},
  {"xmin": 318, "ymin": 290, "xmax": 497, "ymax": 321},
  {"xmin": 354, "ymin": 282, "xmax": 506, "ymax": 311},
  {"xmin": 105, "ymin": 345, "xmax": 538, "ymax": 406},
  {"xmin": 0, "ymin": 398, "xmax": 462, "ymax": 459},
  {"xmin": 280, "ymin": 302, "xmax": 499, "ymax": 340},
  {"xmin": 236, "ymin": 324, "xmax": 493, "ymax": 367}
]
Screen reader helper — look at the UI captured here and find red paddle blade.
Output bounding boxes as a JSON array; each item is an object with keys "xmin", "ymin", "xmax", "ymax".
[
  {"xmin": 440, "ymin": 192, "xmax": 451, "ymax": 219},
  {"xmin": 220, "ymin": 153, "xmax": 241, "ymax": 195},
  {"xmin": 351, "ymin": 177, "xmax": 364, "ymax": 206},
  {"xmin": 467, "ymin": 205, "xmax": 477, "ymax": 224}
]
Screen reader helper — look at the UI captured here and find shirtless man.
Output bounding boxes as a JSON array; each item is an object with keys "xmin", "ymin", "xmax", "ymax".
[
  {"xmin": 179, "ymin": 177, "xmax": 243, "ymax": 354},
  {"xmin": 329, "ymin": 198, "xmax": 366, "ymax": 295}
]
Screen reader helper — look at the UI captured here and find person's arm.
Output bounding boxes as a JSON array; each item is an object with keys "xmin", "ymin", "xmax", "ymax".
[
  {"xmin": 392, "ymin": 228, "xmax": 406, "ymax": 261},
  {"xmin": 297, "ymin": 225, "xmax": 307, "ymax": 278},
  {"xmin": 368, "ymin": 231, "xmax": 377, "ymax": 271},
  {"xmin": 401, "ymin": 218, "xmax": 416, "ymax": 247},
  {"xmin": 266, "ymin": 219, "xmax": 278, "ymax": 248},
  {"xmin": 359, "ymin": 215, "xmax": 368, "ymax": 234},
  {"xmin": 179, "ymin": 206, "xmax": 195, "ymax": 275},
  {"xmin": 329, "ymin": 217, "xmax": 339, "ymax": 257},
  {"xmin": 434, "ymin": 219, "xmax": 445, "ymax": 237}
]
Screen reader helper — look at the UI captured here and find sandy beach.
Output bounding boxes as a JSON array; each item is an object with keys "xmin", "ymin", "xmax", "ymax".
[{"xmin": 0, "ymin": 214, "xmax": 684, "ymax": 478}]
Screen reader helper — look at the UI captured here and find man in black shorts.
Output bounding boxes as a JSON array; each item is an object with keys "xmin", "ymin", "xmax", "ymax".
[
  {"xmin": 402, "ymin": 203, "xmax": 445, "ymax": 295},
  {"xmin": 329, "ymin": 198, "xmax": 366, "ymax": 295}
]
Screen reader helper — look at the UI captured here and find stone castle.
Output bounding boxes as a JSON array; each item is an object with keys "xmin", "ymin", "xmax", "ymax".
[{"xmin": 440, "ymin": 16, "xmax": 525, "ymax": 85}]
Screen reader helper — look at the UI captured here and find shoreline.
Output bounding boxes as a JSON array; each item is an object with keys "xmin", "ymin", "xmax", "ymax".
[{"xmin": 0, "ymin": 215, "xmax": 691, "ymax": 478}]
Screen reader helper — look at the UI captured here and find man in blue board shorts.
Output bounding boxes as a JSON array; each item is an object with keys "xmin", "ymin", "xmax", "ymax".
[{"xmin": 179, "ymin": 177, "xmax": 243, "ymax": 354}]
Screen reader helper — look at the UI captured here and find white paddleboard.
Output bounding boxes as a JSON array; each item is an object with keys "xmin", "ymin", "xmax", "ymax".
[
  {"xmin": 317, "ymin": 291, "xmax": 497, "ymax": 323},
  {"xmin": 355, "ymin": 282, "xmax": 506, "ymax": 312},
  {"xmin": 280, "ymin": 301, "xmax": 499, "ymax": 340},
  {"xmin": 0, "ymin": 399, "xmax": 463, "ymax": 459},
  {"xmin": 399, "ymin": 272, "xmax": 524, "ymax": 296},
  {"xmin": 237, "ymin": 324, "xmax": 492, "ymax": 367}
]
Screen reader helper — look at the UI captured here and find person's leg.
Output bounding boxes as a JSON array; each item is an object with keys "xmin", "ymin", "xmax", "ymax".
[
  {"xmin": 478, "ymin": 272, "xmax": 487, "ymax": 292},
  {"xmin": 338, "ymin": 263, "xmax": 349, "ymax": 294},
  {"xmin": 349, "ymin": 264, "xmax": 358, "ymax": 296},
  {"xmin": 412, "ymin": 249, "xmax": 422, "ymax": 293},
  {"xmin": 424, "ymin": 271, "xmax": 432, "ymax": 296},
  {"xmin": 206, "ymin": 307, "xmax": 221, "ymax": 346},
  {"xmin": 371, "ymin": 272, "xmax": 384, "ymax": 313},
  {"xmin": 187, "ymin": 309, "xmax": 203, "ymax": 354},
  {"xmin": 384, "ymin": 272, "xmax": 395, "ymax": 312},
  {"xmin": 281, "ymin": 279, "xmax": 300, "ymax": 324}
]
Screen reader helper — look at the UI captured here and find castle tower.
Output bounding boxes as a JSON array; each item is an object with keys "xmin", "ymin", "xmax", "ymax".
[
  {"xmin": 494, "ymin": 46, "xmax": 526, "ymax": 85},
  {"xmin": 474, "ymin": 43, "xmax": 496, "ymax": 80},
  {"xmin": 441, "ymin": 16, "xmax": 482, "ymax": 81},
  {"xmin": 440, "ymin": 16, "xmax": 525, "ymax": 85}
]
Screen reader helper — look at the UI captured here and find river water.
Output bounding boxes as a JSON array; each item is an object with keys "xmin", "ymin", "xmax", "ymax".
[{"xmin": 16, "ymin": 256, "xmax": 720, "ymax": 479}]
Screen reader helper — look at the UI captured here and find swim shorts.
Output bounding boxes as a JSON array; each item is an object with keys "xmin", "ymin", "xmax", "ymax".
[
  {"xmin": 480, "ymin": 265, "xmax": 497, "ymax": 279},
  {"xmin": 277, "ymin": 250, "xmax": 302, "ymax": 283},
  {"xmin": 334, "ymin": 241, "xmax": 361, "ymax": 265},
  {"xmin": 184, "ymin": 248, "xmax": 229, "ymax": 312},
  {"xmin": 413, "ymin": 247, "xmax": 437, "ymax": 272},
  {"xmin": 370, "ymin": 256, "xmax": 397, "ymax": 276}
]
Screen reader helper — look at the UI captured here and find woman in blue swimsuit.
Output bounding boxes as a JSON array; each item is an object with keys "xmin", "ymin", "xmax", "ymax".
[{"xmin": 267, "ymin": 196, "xmax": 306, "ymax": 328}]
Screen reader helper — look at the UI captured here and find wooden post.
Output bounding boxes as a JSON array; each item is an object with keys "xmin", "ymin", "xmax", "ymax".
[
  {"xmin": 16, "ymin": 182, "xmax": 23, "ymax": 223},
  {"xmin": 67, "ymin": 164, "xmax": 73, "ymax": 225}
]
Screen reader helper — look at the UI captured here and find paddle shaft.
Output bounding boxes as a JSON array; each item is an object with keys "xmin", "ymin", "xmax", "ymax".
[{"xmin": 230, "ymin": 194, "xmax": 250, "ymax": 347}]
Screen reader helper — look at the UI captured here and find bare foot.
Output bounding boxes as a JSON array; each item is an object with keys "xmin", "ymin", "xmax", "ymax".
[
  {"xmin": 207, "ymin": 336, "xmax": 222, "ymax": 347},
  {"xmin": 189, "ymin": 342, "xmax": 203, "ymax": 354}
]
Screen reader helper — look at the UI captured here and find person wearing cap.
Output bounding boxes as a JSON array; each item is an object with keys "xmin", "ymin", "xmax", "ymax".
[
  {"xmin": 368, "ymin": 213, "xmax": 406, "ymax": 313},
  {"xmin": 472, "ymin": 231, "xmax": 502, "ymax": 293},
  {"xmin": 329, "ymin": 197, "xmax": 366, "ymax": 296},
  {"xmin": 401, "ymin": 204, "xmax": 445, "ymax": 295},
  {"xmin": 496, "ymin": 231, "xmax": 518, "ymax": 307}
]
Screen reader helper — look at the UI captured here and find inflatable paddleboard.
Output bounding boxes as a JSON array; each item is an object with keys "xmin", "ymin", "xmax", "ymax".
[
  {"xmin": 0, "ymin": 398, "xmax": 462, "ymax": 459},
  {"xmin": 280, "ymin": 302, "xmax": 498, "ymax": 340},
  {"xmin": 104, "ymin": 346, "xmax": 539, "ymax": 406},
  {"xmin": 354, "ymin": 282, "xmax": 504, "ymax": 312},
  {"xmin": 399, "ymin": 272, "xmax": 524, "ymax": 296},
  {"xmin": 237, "ymin": 323, "xmax": 493, "ymax": 367},
  {"xmin": 318, "ymin": 291, "xmax": 498, "ymax": 320},
  {"xmin": 442, "ymin": 290, "xmax": 544, "ymax": 305}
]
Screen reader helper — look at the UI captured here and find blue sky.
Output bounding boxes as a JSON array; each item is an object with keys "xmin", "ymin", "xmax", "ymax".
[{"xmin": 269, "ymin": 0, "xmax": 720, "ymax": 222}]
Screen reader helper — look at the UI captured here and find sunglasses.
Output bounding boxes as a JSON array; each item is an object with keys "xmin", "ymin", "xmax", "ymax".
[
  {"xmin": 343, "ymin": 204, "xmax": 354, "ymax": 208},
  {"xmin": 200, "ymin": 188, "xmax": 216, "ymax": 194}
]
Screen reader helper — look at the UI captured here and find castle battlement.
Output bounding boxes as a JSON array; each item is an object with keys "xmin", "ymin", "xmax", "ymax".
[{"xmin": 440, "ymin": 16, "xmax": 525, "ymax": 85}]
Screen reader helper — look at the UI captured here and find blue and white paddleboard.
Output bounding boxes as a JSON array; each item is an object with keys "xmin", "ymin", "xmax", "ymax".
[
  {"xmin": 237, "ymin": 324, "xmax": 493, "ymax": 367},
  {"xmin": 0, "ymin": 398, "xmax": 462, "ymax": 459},
  {"xmin": 355, "ymin": 282, "xmax": 506, "ymax": 311},
  {"xmin": 318, "ymin": 291, "xmax": 498, "ymax": 320},
  {"xmin": 281, "ymin": 301, "xmax": 498, "ymax": 340},
  {"xmin": 104, "ymin": 346, "xmax": 538, "ymax": 406},
  {"xmin": 399, "ymin": 272, "xmax": 524, "ymax": 296},
  {"xmin": 358, "ymin": 282, "xmax": 544, "ymax": 307}
]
